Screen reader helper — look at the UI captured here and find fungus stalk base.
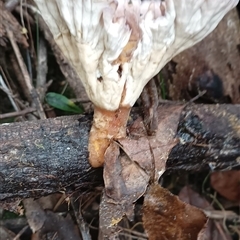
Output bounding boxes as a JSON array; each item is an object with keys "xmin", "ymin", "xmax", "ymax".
[{"xmin": 88, "ymin": 106, "xmax": 131, "ymax": 167}]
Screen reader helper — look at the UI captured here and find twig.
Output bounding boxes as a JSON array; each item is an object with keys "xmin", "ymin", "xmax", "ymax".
[
  {"xmin": 71, "ymin": 197, "xmax": 92, "ymax": 240},
  {"xmin": 8, "ymin": 53, "xmax": 32, "ymax": 102},
  {"xmin": 0, "ymin": 74, "xmax": 19, "ymax": 111},
  {"xmin": 12, "ymin": 225, "xmax": 29, "ymax": 240},
  {"xmin": 214, "ymin": 221, "xmax": 232, "ymax": 240},
  {"xmin": 203, "ymin": 210, "xmax": 238, "ymax": 220},
  {"xmin": 4, "ymin": 0, "xmax": 19, "ymax": 11},
  {"xmin": 189, "ymin": 90, "xmax": 207, "ymax": 103},
  {"xmin": 6, "ymin": 28, "xmax": 46, "ymax": 119},
  {"xmin": 36, "ymin": 37, "xmax": 48, "ymax": 102},
  {"xmin": 0, "ymin": 107, "xmax": 36, "ymax": 119},
  {"xmin": 19, "ymin": 0, "xmax": 27, "ymax": 39},
  {"xmin": 118, "ymin": 225, "xmax": 147, "ymax": 239}
]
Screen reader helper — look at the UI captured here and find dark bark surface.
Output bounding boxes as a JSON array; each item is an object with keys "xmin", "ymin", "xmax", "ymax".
[
  {"xmin": 167, "ymin": 104, "xmax": 240, "ymax": 171},
  {"xmin": 0, "ymin": 103, "xmax": 239, "ymax": 201},
  {"xmin": 0, "ymin": 114, "xmax": 103, "ymax": 201}
]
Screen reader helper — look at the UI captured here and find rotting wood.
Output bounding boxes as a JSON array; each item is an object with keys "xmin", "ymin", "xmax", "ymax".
[{"xmin": 0, "ymin": 103, "xmax": 240, "ymax": 202}]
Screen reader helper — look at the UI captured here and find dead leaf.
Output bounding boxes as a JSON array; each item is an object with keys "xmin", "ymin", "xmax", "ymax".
[
  {"xmin": 0, "ymin": 198, "xmax": 22, "ymax": 214},
  {"xmin": 179, "ymin": 186, "xmax": 237, "ymax": 240},
  {"xmin": 0, "ymin": 226, "xmax": 16, "ymax": 240},
  {"xmin": 143, "ymin": 184, "xmax": 207, "ymax": 240},
  {"xmin": 210, "ymin": 170, "xmax": 240, "ymax": 202},
  {"xmin": 99, "ymin": 192, "xmax": 124, "ymax": 238},
  {"xmin": 148, "ymin": 104, "xmax": 183, "ymax": 181},
  {"xmin": 23, "ymin": 198, "xmax": 46, "ymax": 233},
  {"xmin": 126, "ymin": 103, "xmax": 183, "ymax": 181},
  {"xmin": 100, "ymin": 141, "xmax": 150, "ymax": 237},
  {"xmin": 23, "ymin": 198, "xmax": 80, "ymax": 239},
  {"xmin": 104, "ymin": 141, "xmax": 149, "ymax": 202},
  {"xmin": 104, "ymin": 142, "xmax": 149, "ymax": 213},
  {"xmin": 179, "ymin": 186, "xmax": 211, "ymax": 210},
  {"xmin": 118, "ymin": 136, "xmax": 154, "ymax": 175},
  {"xmin": 100, "ymin": 104, "xmax": 186, "ymax": 237}
]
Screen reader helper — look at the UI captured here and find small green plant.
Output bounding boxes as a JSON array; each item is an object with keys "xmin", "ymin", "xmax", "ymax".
[{"xmin": 45, "ymin": 92, "xmax": 84, "ymax": 114}]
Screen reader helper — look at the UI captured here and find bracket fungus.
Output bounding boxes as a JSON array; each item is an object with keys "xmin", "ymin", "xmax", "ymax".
[{"xmin": 34, "ymin": 0, "xmax": 239, "ymax": 167}]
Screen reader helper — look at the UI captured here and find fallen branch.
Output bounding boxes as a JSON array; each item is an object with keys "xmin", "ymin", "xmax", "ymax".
[{"xmin": 0, "ymin": 103, "xmax": 239, "ymax": 201}]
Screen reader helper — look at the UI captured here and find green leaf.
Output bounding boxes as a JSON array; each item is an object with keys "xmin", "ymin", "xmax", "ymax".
[{"xmin": 45, "ymin": 92, "xmax": 84, "ymax": 114}]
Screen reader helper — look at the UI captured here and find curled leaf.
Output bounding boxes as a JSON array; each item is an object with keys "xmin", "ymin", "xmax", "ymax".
[{"xmin": 143, "ymin": 184, "xmax": 207, "ymax": 240}]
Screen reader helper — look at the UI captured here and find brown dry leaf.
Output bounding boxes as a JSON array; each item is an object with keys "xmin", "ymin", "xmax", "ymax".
[
  {"xmin": 118, "ymin": 136, "xmax": 154, "ymax": 175},
  {"xmin": 101, "ymin": 104, "xmax": 184, "ymax": 237},
  {"xmin": 179, "ymin": 186, "xmax": 237, "ymax": 240},
  {"xmin": 104, "ymin": 142, "xmax": 149, "ymax": 213},
  {"xmin": 0, "ymin": 226, "xmax": 16, "ymax": 240},
  {"xmin": 23, "ymin": 198, "xmax": 46, "ymax": 233},
  {"xmin": 179, "ymin": 186, "xmax": 213, "ymax": 240},
  {"xmin": 0, "ymin": 198, "xmax": 22, "ymax": 214},
  {"xmin": 148, "ymin": 104, "xmax": 184, "ymax": 181},
  {"xmin": 99, "ymin": 192, "xmax": 125, "ymax": 238},
  {"xmin": 166, "ymin": 9, "xmax": 240, "ymax": 103},
  {"xmin": 179, "ymin": 186, "xmax": 211, "ymax": 210},
  {"xmin": 210, "ymin": 170, "xmax": 240, "ymax": 202},
  {"xmin": 100, "ymin": 141, "xmax": 150, "ymax": 237},
  {"xmin": 36, "ymin": 193, "xmax": 64, "ymax": 210},
  {"xmin": 23, "ymin": 198, "xmax": 80, "ymax": 239},
  {"xmin": 126, "ymin": 103, "xmax": 183, "ymax": 181},
  {"xmin": 104, "ymin": 142, "xmax": 149, "ymax": 204},
  {"xmin": 143, "ymin": 184, "xmax": 207, "ymax": 240}
]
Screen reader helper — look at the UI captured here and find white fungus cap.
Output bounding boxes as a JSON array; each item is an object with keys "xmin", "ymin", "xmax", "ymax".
[{"xmin": 34, "ymin": 0, "xmax": 238, "ymax": 111}]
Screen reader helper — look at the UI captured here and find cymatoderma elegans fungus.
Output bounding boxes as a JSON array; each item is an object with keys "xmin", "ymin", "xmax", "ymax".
[{"xmin": 33, "ymin": 0, "xmax": 239, "ymax": 167}]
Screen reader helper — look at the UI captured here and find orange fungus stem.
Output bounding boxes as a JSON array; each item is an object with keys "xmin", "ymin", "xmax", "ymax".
[{"xmin": 88, "ymin": 106, "xmax": 131, "ymax": 167}]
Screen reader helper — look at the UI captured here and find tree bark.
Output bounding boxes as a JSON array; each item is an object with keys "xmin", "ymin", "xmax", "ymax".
[{"xmin": 0, "ymin": 103, "xmax": 240, "ymax": 201}]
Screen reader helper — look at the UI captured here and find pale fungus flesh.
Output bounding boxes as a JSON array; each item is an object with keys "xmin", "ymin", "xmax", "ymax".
[{"xmin": 33, "ymin": 0, "xmax": 239, "ymax": 167}]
